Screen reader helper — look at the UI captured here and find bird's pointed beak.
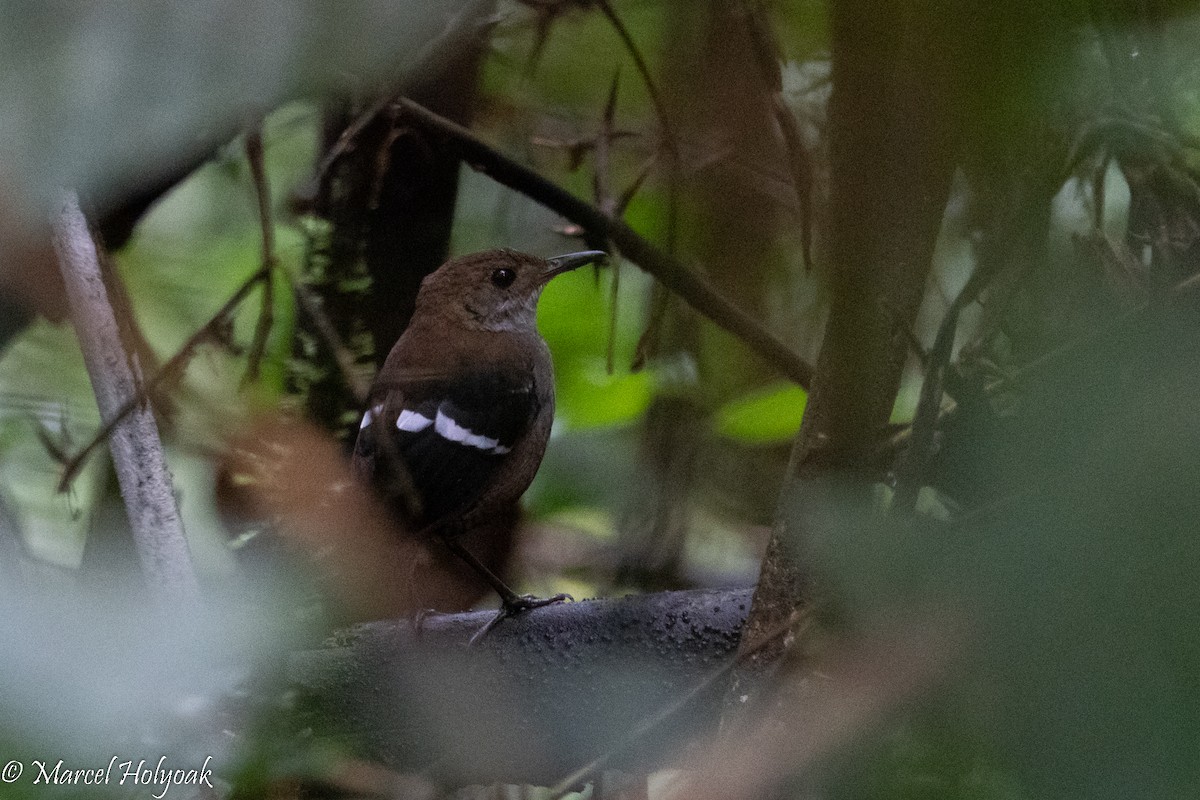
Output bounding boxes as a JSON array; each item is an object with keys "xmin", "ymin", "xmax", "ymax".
[{"xmin": 542, "ymin": 250, "xmax": 608, "ymax": 281}]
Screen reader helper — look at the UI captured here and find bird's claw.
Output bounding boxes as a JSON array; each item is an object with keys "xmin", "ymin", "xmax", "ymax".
[
  {"xmin": 467, "ymin": 592, "xmax": 573, "ymax": 645},
  {"xmin": 412, "ymin": 607, "xmax": 448, "ymax": 640},
  {"xmin": 504, "ymin": 592, "xmax": 573, "ymax": 613}
]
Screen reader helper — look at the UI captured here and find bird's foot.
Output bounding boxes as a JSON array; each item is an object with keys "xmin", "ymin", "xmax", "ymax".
[
  {"xmin": 504, "ymin": 592, "xmax": 573, "ymax": 614},
  {"xmin": 467, "ymin": 592, "xmax": 573, "ymax": 645},
  {"xmin": 412, "ymin": 607, "xmax": 449, "ymax": 640}
]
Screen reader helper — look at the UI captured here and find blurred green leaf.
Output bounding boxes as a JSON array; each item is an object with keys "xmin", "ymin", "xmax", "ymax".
[
  {"xmin": 797, "ymin": 313, "xmax": 1200, "ymax": 799},
  {"xmin": 0, "ymin": 0, "xmax": 477, "ymax": 215},
  {"xmin": 539, "ymin": 265, "xmax": 653, "ymax": 430},
  {"xmin": 714, "ymin": 381, "xmax": 807, "ymax": 444},
  {"xmin": 0, "ymin": 321, "xmax": 100, "ymax": 567},
  {"xmin": 771, "ymin": 0, "xmax": 832, "ymax": 62},
  {"xmin": 557, "ymin": 358, "xmax": 653, "ymax": 429}
]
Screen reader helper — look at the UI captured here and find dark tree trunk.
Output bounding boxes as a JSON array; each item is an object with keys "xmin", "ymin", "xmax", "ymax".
[
  {"xmin": 296, "ymin": 6, "xmax": 494, "ymax": 435},
  {"xmin": 734, "ymin": 0, "xmax": 961, "ymax": 678}
]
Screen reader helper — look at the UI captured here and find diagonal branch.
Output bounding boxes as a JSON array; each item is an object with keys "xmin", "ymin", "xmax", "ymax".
[
  {"xmin": 396, "ymin": 98, "xmax": 814, "ymax": 388},
  {"xmin": 58, "ymin": 266, "xmax": 270, "ymax": 491}
]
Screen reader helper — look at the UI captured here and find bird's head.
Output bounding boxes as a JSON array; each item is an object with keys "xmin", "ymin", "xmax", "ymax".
[{"xmin": 414, "ymin": 248, "xmax": 607, "ymax": 332}]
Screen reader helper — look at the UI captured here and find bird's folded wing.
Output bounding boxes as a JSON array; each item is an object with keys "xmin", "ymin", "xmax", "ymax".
[{"xmin": 351, "ymin": 367, "xmax": 541, "ymax": 525}]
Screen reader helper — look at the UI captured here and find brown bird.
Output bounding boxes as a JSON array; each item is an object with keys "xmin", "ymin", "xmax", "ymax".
[{"xmin": 351, "ymin": 248, "xmax": 606, "ymax": 635}]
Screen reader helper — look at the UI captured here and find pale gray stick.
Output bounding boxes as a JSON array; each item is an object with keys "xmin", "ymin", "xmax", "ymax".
[{"xmin": 52, "ymin": 191, "xmax": 199, "ymax": 601}]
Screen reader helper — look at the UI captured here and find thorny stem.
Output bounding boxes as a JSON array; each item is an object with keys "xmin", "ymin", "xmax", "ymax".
[{"xmin": 594, "ymin": 0, "xmax": 678, "ymax": 157}]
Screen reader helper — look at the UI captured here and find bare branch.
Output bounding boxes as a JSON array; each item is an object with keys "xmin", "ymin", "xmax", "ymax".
[
  {"xmin": 292, "ymin": 588, "xmax": 753, "ymax": 787},
  {"xmin": 396, "ymin": 98, "xmax": 814, "ymax": 388},
  {"xmin": 52, "ymin": 191, "xmax": 199, "ymax": 602}
]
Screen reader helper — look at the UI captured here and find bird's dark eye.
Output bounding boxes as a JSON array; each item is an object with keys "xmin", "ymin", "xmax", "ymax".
[{"xmin": 490, "ymin": 268, "xmax": 516, "ymax": 288}]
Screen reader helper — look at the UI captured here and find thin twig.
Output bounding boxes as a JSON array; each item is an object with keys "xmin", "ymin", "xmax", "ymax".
[
  {"xmin": 891, "ymin": 253, "xmax": 1003, "ymax": 510},
  {"xmin": 519, "ymin": 0, "xmax": 676, "ymax": 158},
  {"xmin": 397, "ymin": 98, "xmax": 814, "ymax": 388},
  {"xmin": 276, "ymin": 261, "xmax": 372, "ymax": 405},
  {"xmin": 244, "ymin": 125, "xmax": 277, "ymax": 384},
  {"xmin": 605, "ymin": 256, "xmax": 622, "ymax": 374},
  {"xmin": 594, "ymin": 69, "xmax": 620, "ymax": 218},
  {"xmin": 594, "ymin": 0, "xmax": 677, "ymax": 156},
  {"xmin": 632, "ymin": 284, "xmax": 671, "ymax": 372},
  {"xmin": 773, "ymin": 95, "xmax": 816, "ymax": 272},
  {"xmin": 891, "ymin": 301, "xmax": 962, "ymax": 514},
  {"xmin": 60, "ymin": 257, "xmax": 370, "ymax": 491},
  {"xmin": 596, "ymin": 69, "xmax": 621, "ymax": 374},
  {"xmin": 616, "ymin": 152, "xmax": 656, "ymax": 216},
  {"xmin": 58, "ymin": 267, "xmax": 270, "ymax": 490},
  {"xmin": 880, "ymin": 298, "xmax": 931, "ymax": 370},
  {"xmin": 621, "ymin": 155, "xmax": 668, "ymax": 372},
  {"xmin": 312, "ymin": 92, "xmax": 397, "ymax": 187},
  {"xmin": 889, "ymin": 199, "xmax": 1019, "ymax": 508},
  {"xmin": 740, "ymin": 0, "xmax": 816, "ymax": 271}
]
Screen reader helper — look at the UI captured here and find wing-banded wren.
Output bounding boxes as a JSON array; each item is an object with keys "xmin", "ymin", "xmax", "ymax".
[{"xmin": 352, "ymin": 248, "xmax": 606, "ymax": 637}]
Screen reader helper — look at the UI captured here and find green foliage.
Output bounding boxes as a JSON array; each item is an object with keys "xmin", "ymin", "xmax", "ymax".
[
  {"xmin": 714, "ymin": 381, "xmax": 807, "ymax": 444},
  {"xmin": 0, "ymin": 321, "xmax": 98, "ymax": 567},
  {"xmin": 4, "ymin": 2, "xmax": 1200, "ymax": 798},
  {"xmin": 0, "ymin": 104, "xmax": 314, "ymax": 571},
  {"xmin": 540, "ymin": 269, "xmax": 654, "ymax": 430},
  {"xmin": 799, "ymin": 313, "xmax": 1200, "ymax": 799}
]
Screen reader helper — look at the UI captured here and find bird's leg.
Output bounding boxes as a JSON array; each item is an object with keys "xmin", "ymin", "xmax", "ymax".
[
  {"xmin": 441, "ymin": 535, "xmax": 525, "ymax": 606},
  {"xmin": 440, "ymin": 536, "xmax": 571, "ymax": 642},
  {"xmin": 411, "ymin": 607, "xmax": 451, "ymax": 641}
]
